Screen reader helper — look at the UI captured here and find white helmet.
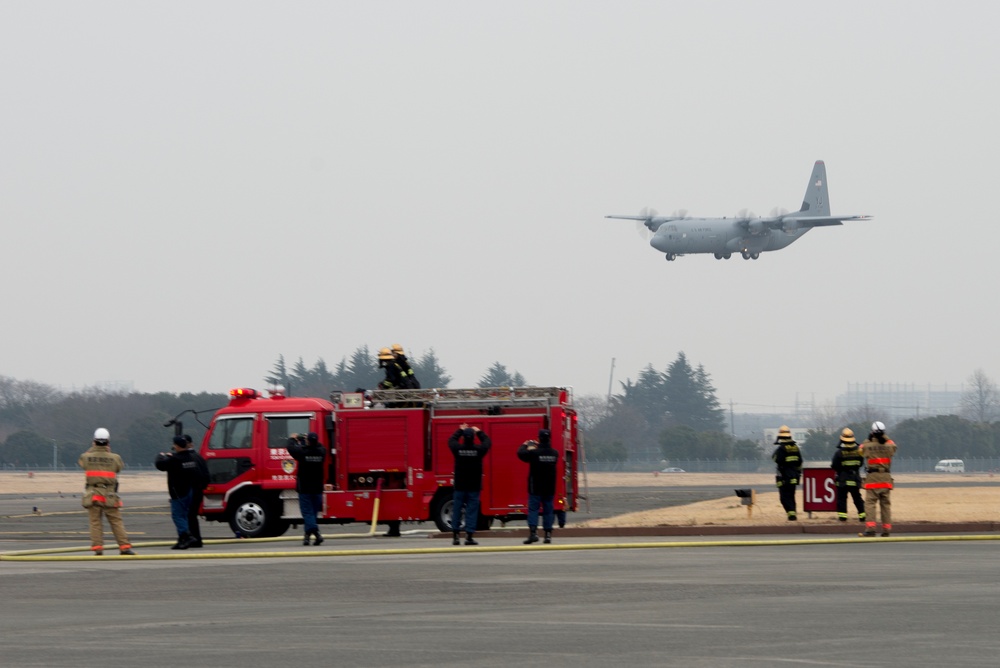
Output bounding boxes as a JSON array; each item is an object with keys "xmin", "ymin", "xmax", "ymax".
[
  {"xmin": 871, "ymin": 421, "xmax": 886, "ymax": 434},
  {"xmin": 93, "ymin": 427, "xmax": 110, "ymax": 442}
]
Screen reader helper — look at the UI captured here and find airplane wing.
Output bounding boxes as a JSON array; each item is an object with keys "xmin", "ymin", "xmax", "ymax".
[
  {"xmin": 770, "ymin": 214, "xmax": 873, "ymax": 229},
  {"xmin": 606, "ymin": 215, "xmax": 656, "ymax": 221}
]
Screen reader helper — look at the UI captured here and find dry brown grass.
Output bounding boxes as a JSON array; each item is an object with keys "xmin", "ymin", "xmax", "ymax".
[{"xmin": 577, "ymin": 472, "xmax": 1000, "ymax": 526}]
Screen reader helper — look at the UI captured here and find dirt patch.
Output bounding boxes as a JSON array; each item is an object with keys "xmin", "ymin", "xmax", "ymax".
[
  {"xmin": 0, "ymin": 472, "xmax": 166, "ymax": 495},
  {"xmin": 578, "ymin": 472, "xmax": 1000, "ymax": 526}
]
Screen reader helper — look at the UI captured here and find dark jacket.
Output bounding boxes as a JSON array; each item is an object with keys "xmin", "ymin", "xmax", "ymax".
[
  {"xmin": 287, "ymin": 438, "xmax": 327, "ymax": 494},
  {"xmin": 395, "ymin": 354, "xmax": 420, "ymax": 389},
  {"xmin": 771, "ymin": 439, "xmax": 802, "ymax": 480},
  {"xmin": 155, "ymin": 449, "xmax": 202, "ymax": 500},
  {"xmin": 517, "ymin": 441, "xmax": 559, "ymax": 497},
  {"xmin": 831, "ymin": 443, "xmax": 864, "ymax": 485},
  {"xmin": 448, "ymin": 429, "xmax": 491, "ymax": 492},
  {"xmin": 378, "ymin": 360, "xmax": 406, "ymax": 389}
]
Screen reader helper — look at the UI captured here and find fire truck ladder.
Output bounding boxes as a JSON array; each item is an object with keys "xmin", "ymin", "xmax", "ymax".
[{"xmin": 367, "ymin": 386, "xmax": 573, "ymax": 410}]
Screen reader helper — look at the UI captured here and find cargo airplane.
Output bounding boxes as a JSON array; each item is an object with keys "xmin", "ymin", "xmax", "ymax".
[{"xmin": 606, "ymin": 160, "xmax": 871, "ymax": 260}]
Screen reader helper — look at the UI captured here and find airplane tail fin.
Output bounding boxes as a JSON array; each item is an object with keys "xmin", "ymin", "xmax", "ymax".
[{"xmin": 799, "ymin": 160, "xmax": 831, "ymax": 217}]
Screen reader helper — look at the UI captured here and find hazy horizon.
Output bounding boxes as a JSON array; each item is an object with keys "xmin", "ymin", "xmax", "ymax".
[{"xmin": 3, "ymin": 2, "xmax": 997, "ymax": 412}]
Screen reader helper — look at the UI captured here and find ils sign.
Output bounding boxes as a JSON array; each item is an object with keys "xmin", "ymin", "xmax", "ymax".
[{"xmin": 802, "ymin": 468, "xmax": 837, "ymax": 512}]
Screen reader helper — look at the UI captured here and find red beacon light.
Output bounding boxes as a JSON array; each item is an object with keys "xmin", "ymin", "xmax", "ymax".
[{"xmin": 229, "ymin": 387, "xmax": 259, "ymax": 401}]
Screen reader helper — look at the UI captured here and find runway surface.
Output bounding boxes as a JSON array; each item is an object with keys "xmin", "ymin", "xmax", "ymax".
[{"xmin": 3, "ymin": 486, "xmax": 1000, "ymax": 667}]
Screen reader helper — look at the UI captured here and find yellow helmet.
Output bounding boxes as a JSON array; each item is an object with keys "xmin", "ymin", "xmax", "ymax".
[
  {"xmin": 778, "ymin": 425, "xmax": 791, "ymax": 438},
  {"xmin": 377, "ymin": 347, "xmax": 394, "ymax": 361},
  {"xmin": 840, "ymin": 427, "xmax": 855, "ymax": 444},
  {"xmin": 391, "ymin": 344, "xmax": 404, "ymax": 355}
]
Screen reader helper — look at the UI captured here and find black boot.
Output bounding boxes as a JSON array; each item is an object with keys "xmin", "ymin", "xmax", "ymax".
[
  {"xmin": 304, "ymin": 531, "xmax": 312, "ymax": 546},
  {"xmin": 524, "ymin": 528, "xmax": 539, "ymax": 545},
  {"xmin": 313, "ymin": 531, "xmax": 324, "ymax": 546},
  {"xmin": 452, "ymin": 531, "xmax": 461, "ymax": 546},
  {"xmin": 543, "ymin": 530, "xmax": 552, "ymax": 544},
  {"xmin": 465, "ymin": 532, "xmax": 478, "ymax": 546},
  {"xmin": 172, "ymin": 532, "xmax": 193, "ymax": 550},
  {"xmin": 187, "ymin": 535, "xmax": 203, "ymax": 548}
]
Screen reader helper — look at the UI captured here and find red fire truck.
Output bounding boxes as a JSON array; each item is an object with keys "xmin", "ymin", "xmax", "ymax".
[{"xmin": 198, "ymin": 386, "xmax": 580, "ymax": 538}]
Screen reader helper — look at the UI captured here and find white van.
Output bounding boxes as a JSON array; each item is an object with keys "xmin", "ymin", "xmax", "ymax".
[{"xmin": 934, "ymin": 459, "xmax": 965, "ymax": 473}]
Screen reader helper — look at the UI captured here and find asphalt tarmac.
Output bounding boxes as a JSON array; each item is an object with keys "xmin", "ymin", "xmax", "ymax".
[{"xmin": 3, "ymin": 487, "xmax": 1000, "ymax": 667}]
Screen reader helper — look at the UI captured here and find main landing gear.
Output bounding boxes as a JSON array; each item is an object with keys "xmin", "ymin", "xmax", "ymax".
[
  {"xmin": 713, "ymin": 253, "xmax": 732, "ymax": 260},
  {"xmin": 740, "ymin": 251, "xmax": 760, "ymax": 260}
]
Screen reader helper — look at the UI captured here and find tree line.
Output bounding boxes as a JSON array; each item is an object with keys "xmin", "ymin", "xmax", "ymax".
[
  {"xmin": 581, "ymin": 361, "xmax": 1000, "ymax": 464},
  {"xmin": 0, "ymin": 349, "xmax": 530, "ymax": 468}
]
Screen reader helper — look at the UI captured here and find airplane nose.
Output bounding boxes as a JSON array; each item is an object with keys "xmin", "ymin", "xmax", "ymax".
[{"xmin": 649, "ymin": 234, "xmax": 667, "ymax": 252}]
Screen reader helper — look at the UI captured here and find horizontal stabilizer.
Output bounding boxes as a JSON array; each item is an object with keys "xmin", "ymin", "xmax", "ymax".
[{"xmin": 779, "ymin": 214, "xmax": 872, "ymax": 229}]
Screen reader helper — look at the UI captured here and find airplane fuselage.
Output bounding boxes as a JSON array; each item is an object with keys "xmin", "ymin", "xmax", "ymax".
[{"xmin": 649, "ymin": 218, "xmax": 808, "ymax": 259}]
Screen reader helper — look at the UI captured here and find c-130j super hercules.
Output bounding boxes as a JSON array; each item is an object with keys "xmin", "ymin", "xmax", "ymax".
[{"xmin": 607, "ymin": 160, "xmax": 871, "ymax": 261}]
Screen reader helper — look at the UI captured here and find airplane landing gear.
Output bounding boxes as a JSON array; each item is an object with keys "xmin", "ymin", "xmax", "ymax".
[
  {"xmin": 741, "ymin": 251, "xmax": 751, "ymax": 260},
  {"xmin": 723, "ymin": 253, "xmax": 732, "ymax": 259},
  {"xmin": 751, "ymin": 252, "xmax": 760, "ymax": 260},
  {"xmin": 714, "ymin": 253, "xmax": 723, "ymax": 260},
  {"xmin": 665, "ymin": 253, "xmax": 677, "ymax": 261}
]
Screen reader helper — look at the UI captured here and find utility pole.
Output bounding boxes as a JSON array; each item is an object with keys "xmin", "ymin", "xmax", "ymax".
[
  {"xmin": 606, "ymin": 357, "xmax": 616, "ymax": 405},
  {"xmin": 729, "ymin": 399, "xmax": 735, "ymax": 437}
]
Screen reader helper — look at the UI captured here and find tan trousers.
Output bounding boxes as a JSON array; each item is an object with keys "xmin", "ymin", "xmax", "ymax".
[
  {"xmin": 864, "ymin": 488, "xmax": 892, "ymax": 527},
  {"xmin": 88, "ymin": 506, "xmax": 131, "ymax": 549}
]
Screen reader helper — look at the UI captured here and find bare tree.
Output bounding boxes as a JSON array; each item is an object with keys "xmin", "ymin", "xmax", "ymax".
[
  {"xmin": 809, "ymin": 402, "xmax": 844, "ymax": 433},
  {"xmin": 574, "ymin": 393, "xmax": 612, "ymax": 431},
  {"xmin": 844, "ymin": 403, "xmax": 883, "ymax": 428},
  {"xmin": 961, "ymin": 368, "xmax": 999, "ymax": 423}
]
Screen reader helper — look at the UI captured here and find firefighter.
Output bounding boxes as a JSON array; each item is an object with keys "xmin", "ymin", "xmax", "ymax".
[
  {"xmin": 391, "ymin": 344, "xmax": 420, "ymax": 389},
  {"xmin": 861, "ymin": 421, "xmax": 897, "ymax": 537},
  {"xmin": 771, "ymin": 425, "xmax": 802, "ymax": 521},
  {"xmin": 830, "ymin": 427, "xmax": 866, "ymax": 523},
  {"xmin": 447, "ymin": 423, "xmax": 491, "ymax": 545},
  {"xmin": 155, "ymin": 436, "xmax": 204, "ymax": 550},
  {"xmin": 287, "ymin": 432, "xmax": 327, "ymax": 545},
  {"xmin": 517, "ymin": 429, "xmax": 560, "ymax": 544},
  {"xmin": 376, "ymin": 347, "xmax": 405, "ymax": 390},
  {"xmin": 78, "ymin": 428, "xmax": 135, "ymax": 556}
]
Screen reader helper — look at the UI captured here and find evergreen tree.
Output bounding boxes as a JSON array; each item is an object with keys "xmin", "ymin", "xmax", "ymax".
[
  {"xmin": 411, "ymin": 348, "xmax": 452, "ymax": 388},
  {"xmin": 343, "ymin": 345, "xmax": 382, "ymax": 391},
  {"xmin": 663, "ymin": 352, "xmax": 724, "ymax": 432},
  {"xmin": 478, "ymin": 362, "xmax": 526, "ymax": 388},
  {"xmin": 263, "ymin": 355, "xmax": 290, "ymax": 391}
]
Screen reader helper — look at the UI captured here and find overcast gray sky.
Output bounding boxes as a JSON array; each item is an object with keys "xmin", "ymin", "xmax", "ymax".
[{"xmin": 2, "ymin": 1, "xmax": 997, "ymax": 411}]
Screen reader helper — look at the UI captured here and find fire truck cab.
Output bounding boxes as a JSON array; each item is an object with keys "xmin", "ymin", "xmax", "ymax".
[{"xmin": 199, "ymin": 386, "xmax": 579, "ymax": 538}]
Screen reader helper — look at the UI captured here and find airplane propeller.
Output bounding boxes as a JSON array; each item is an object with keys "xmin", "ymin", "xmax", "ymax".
[{"xmin": 635, "ymin": 207, "xmax": 658, "ymax": 240}]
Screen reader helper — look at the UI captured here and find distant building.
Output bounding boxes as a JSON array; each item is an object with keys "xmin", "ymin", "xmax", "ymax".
[
  {"xmin": 836, "ymin": 382, "xmax": 962, "ymax": 421},
  {"xmin": 763, "ymin": 426, "xmax": 813, "ymax": 445}
]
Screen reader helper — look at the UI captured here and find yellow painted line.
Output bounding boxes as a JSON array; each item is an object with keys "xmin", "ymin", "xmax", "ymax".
[{"xmin": 3, "ymin": 533, "xmax": 999, "ymax": 561}]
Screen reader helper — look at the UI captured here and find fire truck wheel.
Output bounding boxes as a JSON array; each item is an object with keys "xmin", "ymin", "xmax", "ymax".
[
  {"xmin": 430, "ymin": 494, "xmax": 454, "ymax": 533},
  {"xmin": 430, "ymin": 493, "xmax": 494, "ymax": 533},
  {"xmin": 228, "ymin": 493, "xmax": 289, "ymax": 538}
]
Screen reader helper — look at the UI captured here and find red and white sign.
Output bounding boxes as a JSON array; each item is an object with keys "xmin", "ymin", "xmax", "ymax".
[{"xmin": 802, "ymin": 467, "xmax": 837, "ymax": 512}]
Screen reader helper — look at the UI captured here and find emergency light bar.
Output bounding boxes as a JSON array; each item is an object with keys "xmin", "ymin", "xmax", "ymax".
[{"xmin": 229, "ymin": 387, "xmax": 259, "ymax": 399}]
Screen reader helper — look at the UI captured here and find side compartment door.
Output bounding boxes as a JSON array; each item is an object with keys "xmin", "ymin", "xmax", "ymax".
[{"xmin": 483, "ymin": 418, "xmax": 546, "ymax": 515}]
